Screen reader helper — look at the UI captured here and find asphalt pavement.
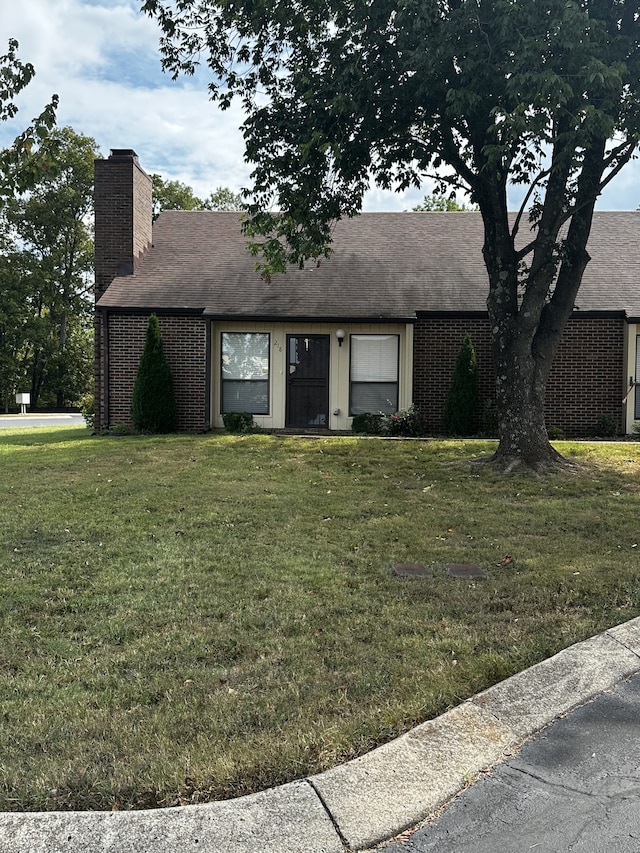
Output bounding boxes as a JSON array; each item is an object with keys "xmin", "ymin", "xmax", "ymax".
[
  {"xmin": 0, "ymin": 413, "xmax": 85, "ymax": 429},
  {"xmin": 380, "ymin": 670, "xmax": 640, "ymax": 853}
]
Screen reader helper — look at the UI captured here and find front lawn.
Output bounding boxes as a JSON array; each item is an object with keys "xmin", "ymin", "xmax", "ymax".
[{"xmin": 1, "ymin": 427, "xmax": 639, "ymax": 810}]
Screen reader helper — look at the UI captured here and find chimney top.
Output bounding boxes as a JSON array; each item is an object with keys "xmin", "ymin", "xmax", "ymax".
[{"xmin": 109, "ymin": 149, "xmax": 139, "ymax": 161}]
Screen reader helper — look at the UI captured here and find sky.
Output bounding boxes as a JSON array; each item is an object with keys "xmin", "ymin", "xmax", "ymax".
[{"xmin": 2, "ymin": 0, "xmax": 639, "ymax": 212}]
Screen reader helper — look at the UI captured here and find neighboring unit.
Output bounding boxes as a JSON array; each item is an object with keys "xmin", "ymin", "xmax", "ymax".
[{"xmin": 94, "ymin": 149, "xmax": 640, "ymax": 436}]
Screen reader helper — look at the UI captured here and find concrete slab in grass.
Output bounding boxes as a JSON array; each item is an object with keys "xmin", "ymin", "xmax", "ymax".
[
  {"xmin": 309, "ymin": 702, "xmax": 518, "ymax": 851},
  {"xmin": 0, "ymin": 780, "xmax": 343, "ymax": 853},
  {"xmin": 472, "ymin": 632, "xmax": 640, "ymax": 740}
]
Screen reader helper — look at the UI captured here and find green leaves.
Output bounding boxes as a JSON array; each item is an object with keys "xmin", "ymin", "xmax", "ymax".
[
  {"xmin": 142, "ymin": 0, "xmax": 640, "ymax": 272},
  {"xmin": 0, "ymin": 39, "xmax": 58, "ymax": 204},
  {"xmin": 131, "ymin": 315, "xmax": 178, "ymax": 434}
]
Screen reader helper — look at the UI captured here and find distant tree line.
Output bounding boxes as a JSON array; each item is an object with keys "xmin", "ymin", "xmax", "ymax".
[{"xmin": 0, "ymin": 42, "xmax": 243, "ymax": 412}]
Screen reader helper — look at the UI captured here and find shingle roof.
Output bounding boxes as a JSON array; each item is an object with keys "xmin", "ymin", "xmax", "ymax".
[{"xmin": 96, "ymin": 210, "xmax": 640, "ymax": 319}]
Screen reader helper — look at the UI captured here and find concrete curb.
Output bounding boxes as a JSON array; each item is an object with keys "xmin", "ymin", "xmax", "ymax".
[{"xmin": 2, "ymin": 617, "xmax": 640, "ymax": 853}]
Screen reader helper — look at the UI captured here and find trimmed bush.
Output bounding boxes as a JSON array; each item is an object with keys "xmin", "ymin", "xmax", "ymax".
[
  {"xmin": 131, "ymin": 314, "xmax": 178, "ymax": 433},
  {"xmin": 384, "ymin": 405, "xmax": 429, "ymax": 437},
  {"xmin": 222, "ymin": 411, "xmax": 255, "ymax": 433},
  {"xmin": 547, "ymin": 425, "xmax": 566, "ymax": 441},
  {"xmin": 351, "ymin": 412, "xmax": 384, "ymax": 434},
  {"xmin": 443, "ymin": 334, "xmax": 479, "ymax": 436},
  {"xmin": 594, "ymin": 413, "xmax": 618, "ymax": 437}
]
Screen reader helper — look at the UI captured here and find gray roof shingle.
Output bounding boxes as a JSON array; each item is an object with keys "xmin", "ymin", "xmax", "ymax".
[{"xmin": 96, "ymin": 211, "xmax": 640, "ymax": 319}]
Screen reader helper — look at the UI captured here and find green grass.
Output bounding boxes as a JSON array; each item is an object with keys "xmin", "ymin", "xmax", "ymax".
[{"xmin": 1, "ymin": 427, "xmax": 640, "ymax": 811}]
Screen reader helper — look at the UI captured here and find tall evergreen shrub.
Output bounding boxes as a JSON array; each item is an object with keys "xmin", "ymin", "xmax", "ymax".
[
  {"xmin": 131, "ymin": 314, "xmax": 177, "ymax": 433},
  {"xmin": 443, "ymin": 334, "xmax": 478, "ymax": 436}
]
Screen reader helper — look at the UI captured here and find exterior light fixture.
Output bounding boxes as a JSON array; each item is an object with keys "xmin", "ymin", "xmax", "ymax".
[{"xmin": 336, "ymin": 329, "xmax": 346, "ymax": 347}]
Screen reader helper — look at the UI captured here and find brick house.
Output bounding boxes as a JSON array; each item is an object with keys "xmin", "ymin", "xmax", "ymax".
[{"xmin": 95, "ymin": 149, "xmax": 640, "ymax": 436}]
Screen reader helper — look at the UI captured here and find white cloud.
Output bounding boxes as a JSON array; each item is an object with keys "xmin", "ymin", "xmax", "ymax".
[
  {"xmin": 2, "ymin": 0, "xmax": 639, "ymax": 211},
  {"xmin": 2, "ymin": 0, "xmax": 253, "ymax": 196}
]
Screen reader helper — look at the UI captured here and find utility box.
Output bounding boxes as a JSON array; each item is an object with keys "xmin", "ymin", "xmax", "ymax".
[{"xmin": 15, "ymin": 393, "xmax": 30, "ymax": 414}]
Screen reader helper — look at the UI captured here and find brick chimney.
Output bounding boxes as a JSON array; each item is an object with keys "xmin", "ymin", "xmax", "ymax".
[
  {"xmin": 94, "ymin": 149, "xmax": 152, "ymax": 300},
  {"xmin": 94, "ymin": 149, "xmax": 152, "ymax": 431}
]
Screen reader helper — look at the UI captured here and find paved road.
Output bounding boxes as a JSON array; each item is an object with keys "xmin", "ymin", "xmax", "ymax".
[
  {"xmin": 380, "ymin": 671, "xmax": 640, "ymax": 853},
  {"xmin": 0, "ymin": 413, "xmax": 85, "ymax": 429}
]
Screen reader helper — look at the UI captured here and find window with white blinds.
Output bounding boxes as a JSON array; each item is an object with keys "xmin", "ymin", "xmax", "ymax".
[
  {"xmin": 635, "ymin": 334, "xmax": 640, "ymax": 420},
  {"xmin": 350, "ymin": 334, "xmax": 399, "ymax": 415},
  {"xmin": 221, "ymin": 332, "xmax": 270, "ymax": 414}
]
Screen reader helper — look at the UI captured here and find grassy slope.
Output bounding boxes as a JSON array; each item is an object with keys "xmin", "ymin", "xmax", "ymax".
[{"xmin": 1, "ymin": 427, "xmax": 639, "ymax": 810}]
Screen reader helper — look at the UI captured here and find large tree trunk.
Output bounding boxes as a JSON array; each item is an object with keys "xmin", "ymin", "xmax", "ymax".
[
  {"xmin": 477, "ymin": 135, "xmax": 605, "ymax": 473},
  {"xmin": 490, "ymin": 319, "xmax": 564, "ymax": 472}
]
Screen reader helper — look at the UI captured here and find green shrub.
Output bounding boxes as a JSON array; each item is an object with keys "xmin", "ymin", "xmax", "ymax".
[
  {"xmin": 131, "ymin": 315, "xmax": 178, "ymax": 433},
  {"xmin": 108, "ymin": 422, "xmax": 135, "ymax": 436},
  {"xmin": 222, "ymin": 411, "xmax": 255, "ymax": 433},
  {"xmin": 383, "ymin": 405, "xmax": 430, "ymax": 437},
  {"xmin": 547, "ymin": 425, "xmax": 566, "ymax": 441},
  {"xmin": 79, "ymin": 392, "xmax": 94, "ymax": 430},
  {"xmin": 594, "ymin": 413, "xmax": 618, "ymax": 438},
  {"xmin": 351, "ymin": 412, "xmax": 384, "ymax": 434},
  {"xmin": 443, "ymin": 334, "xmax": 479, "ymax": 436}
]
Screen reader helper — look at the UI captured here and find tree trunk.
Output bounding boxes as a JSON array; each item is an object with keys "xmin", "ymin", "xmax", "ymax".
[{"xmin": 490, "ymin": 323, "xmax": 563, "ymax": 472}]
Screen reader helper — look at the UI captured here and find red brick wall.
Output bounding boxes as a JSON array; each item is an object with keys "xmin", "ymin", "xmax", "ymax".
[
  {"xmin": 94, "ymin": 151, "xmax": 153, "ymax": 432},
  {"xmin": 413, "ymin": 317, "xmax": 495, "ymax": 434},
  {"xmin": 413, "ymin": 315, "xmax": 625, "ymax": 437},
  {"xmin": 546, "ymin": 317, "xmax": 625, "ymax": 436},
  {"xmin": 106, "ymin": 313, "xmax": 209, "ymax": 432}
]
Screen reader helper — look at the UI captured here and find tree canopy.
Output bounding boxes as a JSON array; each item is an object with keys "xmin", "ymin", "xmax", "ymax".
[
  {"xmin": 1, "ymin": 127, "xmax": 96, "ymax": 411},
  {"xmin": 142, "ymin": 0, "xmax": 640, "ymax": 468},
  {"xmin": 152, "ymin": 173, "xmax": 245, "ymax": 218},
  {"xmin": 1, "ymin": 39, "xmax": 58, "ymax": 203},
  {"xmin": 413, "ymin": 194, "xmax": 478, "ymax": 211}
]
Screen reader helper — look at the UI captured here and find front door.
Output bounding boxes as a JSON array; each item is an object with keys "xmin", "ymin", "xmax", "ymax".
[{"xmin": 286, "ymin": 335, "xmax": 330, "ymax": 428}]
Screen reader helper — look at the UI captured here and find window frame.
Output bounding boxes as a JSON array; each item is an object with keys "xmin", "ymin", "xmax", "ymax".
[
  {"xmin": 635, "ymin": 333, "xmax": 640, "ymax": 421},
  {"xmin": 220, "ymin": 331, "xmax": 271, "ymax": 415},
  {"xmin": 349, "ymin": 333, "xmax": 400, "ymax": 416}
]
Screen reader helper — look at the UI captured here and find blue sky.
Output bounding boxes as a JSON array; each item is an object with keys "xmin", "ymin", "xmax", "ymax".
[{"xmin": 2, "ymin": 0, "xmax": 639, "ymax": 211}]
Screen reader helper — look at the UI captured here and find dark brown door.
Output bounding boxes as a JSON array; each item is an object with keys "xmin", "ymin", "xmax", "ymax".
[{"xmin": 286, "ymin": 335, "xmax": 330, "ymax": 428}]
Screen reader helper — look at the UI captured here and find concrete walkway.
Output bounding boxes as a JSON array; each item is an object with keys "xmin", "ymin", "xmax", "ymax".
[{"xmin": 1, "ymin": 617, "xmax": 639, "ymax": 853}]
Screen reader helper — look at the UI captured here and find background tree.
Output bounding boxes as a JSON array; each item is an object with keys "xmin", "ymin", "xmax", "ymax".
[
  {"xmin": 204, "ymin": 186, "xmax": 245, "ymax": 211},
  {"xmin": 413, "ymin": 194, "xmax": 478, "ymax": 212},
  {"xmin": 1, "ymin": 39, "xmax": 58, "ymax": 409},
  {"xmin": 0, "ymin": 226, "xmax": 31, "ymax": 411},
  {"xmin": 1, "ymin": 39, "xmax": 58, "ymax": 203},
  {"xmin": 142, "ymin": 0, "xmax": 640, "ymax": 471},
  {"xmin": 152, "ymin": 173, "xmax": 245, "ymax": 218},
  {"xmin": 131, "ymin": 314, "xmax": 177, "ymax": 433},
  {"xmin": 151, "ymin": 173, "xmax": 204, "ymax": 218},
  {"xmin": 443, "ymin": 334, "xmax": 479, "ymax": 436},
  {"xmin": 6, "ymin": 127, "xmax": 97, "ymax": 408}
]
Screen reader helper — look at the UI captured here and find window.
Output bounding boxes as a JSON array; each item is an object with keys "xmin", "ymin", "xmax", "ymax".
[
  {"xmin": 350, "ymin": 334, "xmax": 399, "ymax": 415},
  {"xmin": 221, "ymin": 332, "xmax": 269, "ymax": 414},
  {"xmin": 635, "ymin": 334, "xmax": 640, "ymax": 420}
]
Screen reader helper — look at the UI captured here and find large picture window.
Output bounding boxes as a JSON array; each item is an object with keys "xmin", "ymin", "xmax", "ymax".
[
  {"xmin": 350, "ymin": 334, "xmax": 399, "ymax": 415},
  {"xmin": 221, "ymin": 332, "xmax": 270, "ymax": 414}
]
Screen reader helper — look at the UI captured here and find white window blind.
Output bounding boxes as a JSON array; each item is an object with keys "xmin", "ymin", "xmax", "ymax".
[
  {"xmin": 350, "ymin": 334, "xmax": 399, "ymax": 415},
  {"xmin": 221, "ymin": 332, "xmax": 269, "ymax": 414},
  {"xmin": 351, "ymin": 335, "xmax": 398, "ymax": 381}
]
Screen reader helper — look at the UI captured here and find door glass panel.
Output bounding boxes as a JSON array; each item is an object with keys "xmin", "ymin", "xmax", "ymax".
[{"xmin": 286, "ymin": 335, "xmax": 330, "ymax": 427}]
